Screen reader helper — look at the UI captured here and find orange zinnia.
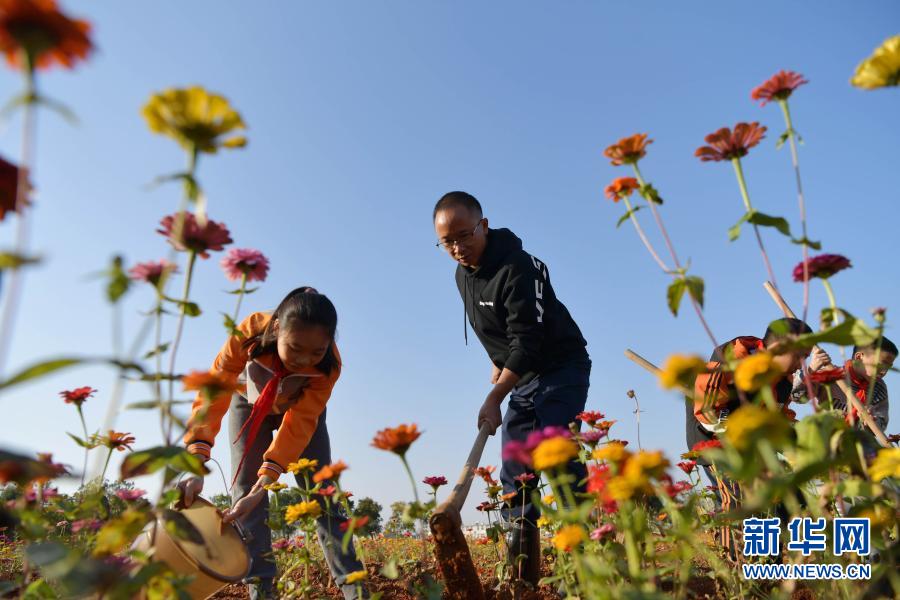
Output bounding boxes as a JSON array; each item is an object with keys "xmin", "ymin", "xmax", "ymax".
[
  {"xmin": 371, "ymin": 424, "xmax": 421, "ymax": 456},
  {"xmin": 695, "ymin": 122, "xmax": 767, "ymax": 162},
  {"xmin": 751, "ymin": 70, "xmax": 808, "ymax": 106},
  {"xmin": 312, "ymin": 460, "xmax": 348, "ymax": 484},
  {"xmin": 101, "ymin": 431, "xmax": 135, "ymax": 452},
  {"xmin": 603, "ymin": 134, "xmax": 652, "ymax": 166},
  {"xmin": 603, "ymin": 177, "xmax": 640, "ymax": 203},
  {"xmin": 0, "ymin": 0, "xmax": 92, "ymax": 70},
  {"xmin": 182, "ymin": 370, "xmax": 239, "ymax": 399}
]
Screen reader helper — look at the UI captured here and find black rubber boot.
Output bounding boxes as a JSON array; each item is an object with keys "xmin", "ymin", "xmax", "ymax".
[{"xmin": 507, "ymin": 521, "xmax": 541, "ymax": 587}]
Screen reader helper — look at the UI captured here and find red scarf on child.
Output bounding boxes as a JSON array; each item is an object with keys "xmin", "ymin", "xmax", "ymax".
[
  {"xmin": 232, "ymin": 356, "xmax": 290, "ymax": 485},
  {"xmin": 844, "ymin": 359, "xmax": 869, "ymax": 423}
]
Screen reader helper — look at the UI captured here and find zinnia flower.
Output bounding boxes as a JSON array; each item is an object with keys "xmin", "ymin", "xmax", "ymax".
[
  {"xmin": 284, "ymin": 500, "xmax": 322, "ymax": 523},
  {"xmin": 502, "ymin": 440, "xmax": 532, "ymax": 467},
  {"xmin": 316, "ymin": 485, "xmax": 336, "ymax": 497},
  {"xmin": 128, "ymin": 260, "xmax": 177, "ymax": 287},
  {"xmin": 592, "ymin": 442, "xmax": 632, "ymax": 466},
  {"xmin": 575, "ymin": 411, "xmax": 606, "ymax": 427},
  {"xmin": 0, "ymin": 154, "xmax": 28, "ymax": 222},
  {"xmin": 579, "ymin": 429, "xmax": 606, "ymax": 447},
  {"xmin": 312, "ymin": 460, "xmax": 348, "ymax": 484},
  {"xmin": 677, "ymin": 460, "xmax": 697, "ymax": 475},
  {"xmin": 287, "ymin": 458, "xmax": 318, "ymax": 474},
  {"xmin": 551, "ymin": 524, "xmax": 586, "ymax": 551},
  {"xmin": 603, "ymin": 133, "xmax": 652, "ymax": 166},
  {"xmin": 851, "ymin": 35, "xmax": 900, "ymax": 89},
  {"xmin": 604, "ymin": 177, "xmax": 640, "ymax": 203},
  {"xmin": 182, "ymin": 370, "xmax": 239, "ymax": 401},
  {"xmin": 658, "ymin": 354, "xmax": 707, "ymax": 390},
  {"xmin": 339, "ymin": 516, "xmax": 370, "ymax": 533},
  {"xmin": 734, "ymin": 352, "xmax": 784, "ymax": 392},
  {"xmin": 59, "ymin": 386, "xmax": 95, "ymax": 407},
  {"xmin": 157, "ymin": 213, "xmax": 232, "ymax": 259},
  {"xmin": 0, "ymin": 0, "xmax": 92, "ymax": 71},
  {"xmin": 792, "ymin": 254, "xmax": 851, "ymax": 281},
  {"xmin": 513, "ymin": 472, "xmax": 535, "ymax": 485},
  {"xmin": 695, "ymin": 122, "xmax": 767, "ymax": 162},
  {"xmin": 531, "ymin": 436, "xmax": 579, "ymax": 471},
  {"xmin": 681, "ymin": 439, "xmax": 722, "ymax": 460},
  {"xmin": 751, "ymin": 70, "xmax": 809, "ymax": 105},
  {"xmin": 473, "ymin": 465, "xmax": 496, "ymax": 484},
  {"xmin": 98, "ymin": 431, "xmax": 135, "ymax": 452},
  {"xmin": 220, "ymin": 248, "xmax": 269, "ymax": 283},
  {"xmin": 142, "ymin": 86, "xmax": 247, "ymax": 154},
  {"xmin": 115, "ymin": 488, "xmax": 146, "ymax": 502},
  {"xmin": 263, "ymin": 482, "xmax": 287, "ymax": 492},
  {"xmin": 808, "ymin": 367, "xmax": 845, "ymax": 385},
  {"xmin": 724, "ymin": 405, "xmax": 791, "ymax": 451},
  {"xmin": 371, "ymin": 424, "xmax": 421, "ymax": 456},
  {"xmin": 590, "ymin": 523, "xmax": 616, "ymax": 541},
  {"xmin": 867, "ymin": 447, "xmax": 900, "ymax": 481},
  {"xmin": 422, "ymin": 476, "xmax": 447, "ymax": 490}
]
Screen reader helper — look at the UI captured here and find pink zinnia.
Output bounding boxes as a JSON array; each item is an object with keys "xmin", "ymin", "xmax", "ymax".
[
  {"xmin": 513, "ymin": 472, "xmax": 536, "ymax": 484},
  {"xmin": 792, "ymin": 254, "xmax": 852, "ymax": 282},
  {"xmin": 220, "ymin": 248, "xmax": 270, "ymax": 282},
  {"xmin": 580, "ymin": 430, "xmax": 606, "ymax": 446},
  {"xmin": 423, "ymin": 476, "xmax": 448, "ymax": 488},
  {"xmin": 751, "ymin": 70, "xmax": 809, "ymax": 106},
  {"xmin": 156, "ymin": 213, "xmax": 232, "ymax": 259},
  {"xmin": 590, "ymin": 523, "xmax": 616, "ymax": 541},
  {"xmin": 524, "ymin": 425, "xmax": 571, "ymax": 451},
  {"xmin": 71, "ymin": 518, "xmax": 103, "ymax": 533},
  {"xmin": 128, "ymin": 259, "xmax": 177, "ymax": 286},
  {"xmin": 60, "ymin": 386, "xmax": 96, "ymax": 407},
  {"xmin": 115, "ymin": 488, "xmax": 146, "ymax": 502},
  {"xmin": 502, "ymin": 440, "xmax": 533, "ymax": 467}
]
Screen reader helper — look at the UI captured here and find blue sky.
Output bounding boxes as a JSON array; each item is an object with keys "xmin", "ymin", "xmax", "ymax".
[{"xmin": 1, "ymin": 2, "xmax": 898, "ymax": 524}]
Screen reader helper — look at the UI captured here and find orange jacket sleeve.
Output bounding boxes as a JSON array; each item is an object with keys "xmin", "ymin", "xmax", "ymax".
[
  {"xmin": 258, "ymin": 346, "xmax": 342, "ymax": 479},
  {"xmin": 183, "ymin": 312, "xmax": 271, "ymax": 458}
]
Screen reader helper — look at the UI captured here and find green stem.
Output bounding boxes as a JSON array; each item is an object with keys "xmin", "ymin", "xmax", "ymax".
[
  {"xmin": 100, "ymin": 448, "xmax": 114, "ymax": 483},
  {"xmin": 778, "ymin": 99, "xmax": 811, "ymax": 323},
  {"xmin": 77, "ymin": 406, "xmax": 89, "ymax": 486},
  {"xmin": 154, "ymin": 292, "xmax": 166, "ymax": 441},
  {"xmin": 165, "ymin": 251, "xmax": 198, "ymax": 443},
  {"xmin": 232, "ymin": 272, "xmax": 248, "ymax": 323},
  {"xmin": 731, "ymin": 158, "xmax": 779, "ymax": 289},
  {"xmin": 622, "ymin": 195, "xmax": 670, "ymax": 272}
]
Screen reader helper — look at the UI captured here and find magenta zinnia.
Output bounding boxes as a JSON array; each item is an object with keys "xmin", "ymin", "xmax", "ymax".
[
  {"xmin": 220, "ymin": 248, "xmax": 269, "ymax": 282},
  {"xmin": 128, "ymin": 259, "xmax": 177, "ymax": 286},
  {"xmin": 792, "ymin": 254, "xmax": 851, "ymax": 281},
  {"xmin": 157, "ymin": 213, "xmax": 232, "ymax": 259}
]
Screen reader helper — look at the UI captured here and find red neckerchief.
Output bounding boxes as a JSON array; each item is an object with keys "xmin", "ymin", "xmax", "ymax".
[
  {"xmin": 844, "ymin": 359, "xmax": 868, "ymax": 423},
  {"xmin": 232, "ymin": 355, "xmax": 290, "ymax": 485}
]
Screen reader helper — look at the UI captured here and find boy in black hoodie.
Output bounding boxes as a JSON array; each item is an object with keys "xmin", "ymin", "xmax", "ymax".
[{"xmin": 433, "ymin": 191, "xmax": 591, "ymax": 585}]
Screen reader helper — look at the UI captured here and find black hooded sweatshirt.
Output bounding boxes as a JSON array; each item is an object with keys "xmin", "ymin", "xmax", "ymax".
[{"xmin": 455, "ymin": 228, "xmax": 588, "ymax": 384}]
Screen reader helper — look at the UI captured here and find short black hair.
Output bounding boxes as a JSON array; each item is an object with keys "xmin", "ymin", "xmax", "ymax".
[
  {"xmin": 853, "ymin": 336, "xmax": 898, "ymax": 357},
  {"xmin": 763, "ymin": 317, "xmax": 813, "ymax": 346},
  {"xmin": 433, "ymin": 191, "xmax": 483, "ymax": 222}
]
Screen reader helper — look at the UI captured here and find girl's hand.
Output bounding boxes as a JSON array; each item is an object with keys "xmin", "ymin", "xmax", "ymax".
[
  {"xmin": 222, "ymin": 476, "xmax": 273, "ymax": 523},
  {"xmin": 177, "ymin": 476, "xmax": 204, "ymax": 508}
]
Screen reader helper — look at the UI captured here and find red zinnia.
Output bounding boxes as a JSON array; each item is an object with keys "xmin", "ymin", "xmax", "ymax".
[
  {"xmin": 751, "ymin": 70, "xmax": 808, "ymax": 106},
  {"xmin": 677, "ymin": 460, "xmax": 697, "ymax": 475},
  {"xmin": 576, "ymin": 410, "xmax": 606, "ymax": 426},
  {"xmin": 0, "ymin": 154, "xmax": 29, "ymax": 222},
  {"xmin": 0, "ymin": 0, "xmax": 93, "ymax": 71},
  {"xmin": 695, "ymin": 122, "xmax": 767, "ymax": 162},
  {"xmin": 473, "ymin": 466, "xmax": 497, "ymax": 485},
  {"xmin": 316, "ymin": 485, "xmax": 337, "ymax": 497},
  {"xmin": 339, "ymin": 515, "xmax": 369, "ymax": 533},
  {"xmin": 692, "ymin": 439, "xmax": 721, "ymax": 453},
  {"xmin": 59, "ymin": 386, "xmax": 95, "ymax": 407},
  {"xmin": 808, "ymin": 367, "xmax": 845, "ymax": 385},
  {"xmin": 603, "ymin": 177, "xmax": 640, "ymax": 203},
  {"xmin": 157, "ymin": 213, "xmax": 232, "ymax": 259},
  {"xmin": 603, "ymin": 134, "xmax": 652, "ymax": 166},
  {"xmin": 792, "ymin": 254, "xmax": 851, "ymax": 282}
]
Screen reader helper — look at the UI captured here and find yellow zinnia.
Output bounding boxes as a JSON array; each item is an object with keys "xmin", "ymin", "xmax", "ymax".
[
  {"xmin": 605, "ymin": 475, "xmax": 638, "ymax": 502},
  {"xmin": 851, "ymin": 35, "xmax": 900, "ymax": 89},
  {"xmin": 551, "ymin": 524, "xmax": 586, "ymax": 551},
  {"xmin": 142, "ymin": 86, "xmax": 248, "ymax": 153},
  {"xmin": 542, "ymin": 494, "xmax": 555, "ymax": 505},
  {"xmin": 287, "ymin": 458, "xmax": 319, "ymax": 474},
  {"xmin": 733, "ymin": 352, "xmax": 784, "ymax": 392},
  {"xmin": 623, "ymin": 450, "xmax": 670, "ymax": 482},
  {"xmin": 531, "ymin": 437, "xmax": 579, "ymax": 471},
  {"xmin": 658, "ymin": 354, "xmax": 707, "ymax": 390},
  {"xmin": 592, "ymin": 442, "xmax": 632, "ymax": 465},
  {"xmin": 868, "ymin": 447, "xmax": 900, "ymax": 481},
  {"xmin": 536, "ymin": 516, "xmax": 553, "ymax": 528},
  {"xmin": 264, "ymin": 482, "xmax": 287, "ymax": 492},
  {"xmin": 346, "ymin": 570, "xmax": 367, "ymax": 585},
  {"xmin": 724, "ymin": 404, "xmax": 791, "ymax": 451},
  {"xmin": 284, "ymin": 500, "xmax": 322, "ymax": 523}
]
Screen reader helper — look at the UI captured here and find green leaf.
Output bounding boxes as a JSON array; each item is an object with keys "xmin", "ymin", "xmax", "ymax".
[
  {"xmin": 105, "ymin": 255, "xmax": 131, "ymax": 304},
  {"xmin": 120, "ymin": 446, "xmax": 208, "ymax": 480},
  {"xmin": 66, "ymin": 432, "xmax": 98, "ymax": 450},
  {"xmin": 142, "ymin": 343, "xmax": 171, "ymax": 360},
  {"xmin": 226, "ymin": 287, "xmax": 259, "ymax": 295},
  {"xmin": 615, "ymin": 205, "xmax": 643, "ymax": 228},
  {"xmin": 380, "ymin": 559, "xmax": 400, "ymax": 580},
  {"xmin": 728, "ymin": 212, "xmax": 751, "ymax": 241},
  {"xmin": 789, "ymin": 312, "xmax": 880, "ymax": 349},
  {"xmin": 791, "ymin": 236, "xmax": 822, "ymax": 251},
  {"xmin": 836, "ymin": 479, "xmax": 883, "ymax": 499},
  {"xmin": 164, "ymin": 298, "xmax": 201, "ymax": 317},
  {"xmin": 666, "ymin": 278, "xmax": 687, "ymax": 316},
  {"xmin": 25, "ymin": 542, "xmax": 80, "ymax": 580},
  {"xmin": 222, "ymin": 313, "xmax": 243, "ymax": 338},
  {"xmin": 22, "ymin": 579, "xmax": 58, "ymax": 599},
  {"xmin": 161, "ymin": 509, "xmax": 206, "ymax": 545},
  {"xmin": 776, "ymin": 130, "xmax": 790, "ymax": 150},
  {"xmin": 746, "ymin": 210, "xmax": 792, "ymax": 238},
  {"xmin": 125, "ymin": 399, "xmax": 192, "ymax": 410},
  {"xmin": 0, "ymin": 252, "xmax": 42, "ymax": 270},
  {"xmin": 0, "ymin": 358, "xmax": 82, "ymax": 390},
  {"xmin": 684, "ymin": 276, "xmax": 705, "ymax": 309}
]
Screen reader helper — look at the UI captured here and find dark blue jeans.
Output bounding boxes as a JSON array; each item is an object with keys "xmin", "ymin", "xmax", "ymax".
[
  {"xmin": 500, "ymin": 360, "xmax": 591, "ymax": 525},
  {"xmin": 229, "ymin": 395, "xmax": 365, "ymax": 599}
]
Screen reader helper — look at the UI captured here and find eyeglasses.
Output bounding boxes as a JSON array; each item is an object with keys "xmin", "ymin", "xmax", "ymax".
[{"xmin": 436, "ymin": 219, "xmax": 484, "ymax": 251}]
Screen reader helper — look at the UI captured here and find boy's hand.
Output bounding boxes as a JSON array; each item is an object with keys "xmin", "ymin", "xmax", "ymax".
[
  {"xmin": 490, "ymin": 364, "xmax": 502, "ymax": 384},
  {"xmin": 478, "ymin": 395, "xmax": 503, "ymax": 435},
  {"xmin": 809, "ymin": 347, "xmax": 833, "ymax": 372},
  {"xmin": 177, "ymin": 475, "xmax": 204, "ymax": 508}
]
